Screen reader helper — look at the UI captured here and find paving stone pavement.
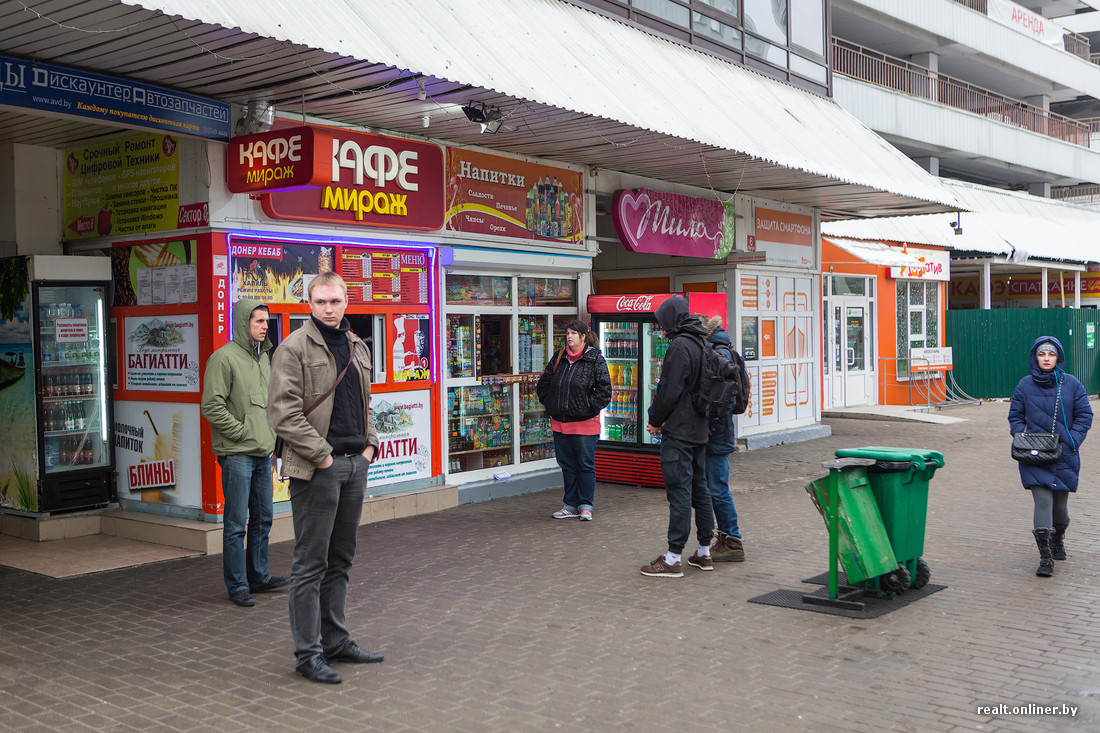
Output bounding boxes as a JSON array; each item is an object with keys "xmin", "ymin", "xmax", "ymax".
[{"xmin": 3, "ymin": 401, "xmax": 1100, "ymax": 731}]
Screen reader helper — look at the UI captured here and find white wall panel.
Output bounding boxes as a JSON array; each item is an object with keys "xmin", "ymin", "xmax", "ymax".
[
  {"xmin": 835, "ymin": 76, "xmax": 1100, "ymax": 183},
  {"xmin": 843, "ymin": 0, "xmax": 1100, "ymax": 99}
]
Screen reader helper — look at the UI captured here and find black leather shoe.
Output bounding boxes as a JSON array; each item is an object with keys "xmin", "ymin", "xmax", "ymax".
[
  {"xmin": 296, "ymin": 657, "xmax": 342, "ymax": 684},
  {"xmin": 250, "ymin": 576, "xmax": 290, "ymax": 593},
  {"xmin": 326, "ymin": 641, "xmax": 384, "ymax": 664},
  {"xmin": 229, "ymin": 590, "xmax": 255, "ymax": 607}
]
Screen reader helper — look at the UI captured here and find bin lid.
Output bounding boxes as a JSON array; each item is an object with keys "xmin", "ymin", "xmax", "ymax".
[{"xmin": 834, "ymin": 446, "xmax": 944, "ymax": 469}]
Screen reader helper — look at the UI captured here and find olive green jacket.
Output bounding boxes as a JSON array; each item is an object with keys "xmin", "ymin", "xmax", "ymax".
[{"xmin": 200, "ymin": 298, "xmax": 276, "ymax": 456}]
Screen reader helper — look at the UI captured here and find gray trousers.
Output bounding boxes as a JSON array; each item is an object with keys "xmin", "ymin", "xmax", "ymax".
[{"xmin": 288, "ymin": 454, "xmax": 368, "ymax": 664}]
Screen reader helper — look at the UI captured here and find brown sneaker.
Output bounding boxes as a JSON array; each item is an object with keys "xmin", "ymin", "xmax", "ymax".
[
  {"xmin": 687, "ymin": 550, "xmax": 713, "ymax": 571},
  {"xmin": 640, "ymin": 555, "xmax": 684, "ymax": 578},
  {"xmin": 712, "ymin": 531, "xmax": 745, "ymax": 562}
]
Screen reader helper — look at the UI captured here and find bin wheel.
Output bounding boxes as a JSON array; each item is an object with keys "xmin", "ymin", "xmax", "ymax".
[
  {"xmin": 881, "ymin": 563, "xmax": 911, "ymax": 594},
  {"xmin": 910, "ymin": 558, "xmax": 931, "ymax": 589}
]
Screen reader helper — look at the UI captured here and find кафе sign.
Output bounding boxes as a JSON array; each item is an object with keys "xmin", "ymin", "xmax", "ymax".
[{"xmin": 226, "ymin": 124, "xmax": 445, "ymax": 230}]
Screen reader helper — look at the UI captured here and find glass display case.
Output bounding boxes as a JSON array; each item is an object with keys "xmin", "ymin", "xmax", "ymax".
[
  {"xmin": 38, "ymin": 288, "xmax": 111, "ymax": 474},
  {"xmin": 445, "ymin": 274, "xmax": 511, "ymax": 306},
  {"xmin": 518, "ymin": 277, "xmax": 577, "ymax": 307},
  {"xmin": 446, "ymin": 314, "xmax": 476, "ymax": 378},
  {"xmin": 599, "ymin": 321, "xmax": 640, "ymax": 444},
  {"xmin": 517, "ymin": 315, "xmax": 547, "ymax": 374},
  {"xmin": 519, "ymin": 381, "xmax": 553, "ymax": 463},
  {"xmin": 446, "ymin": 384, "xmax": 513, "ymax": 472}
]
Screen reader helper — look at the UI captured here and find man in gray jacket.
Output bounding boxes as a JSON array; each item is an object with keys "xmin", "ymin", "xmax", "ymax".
[
  {"xmin": 268, "ymin": 271, "xmax": 380, "ymax": 685},
  {"xmin": 200, "ymin": 297, "xmax": 288, "ymax": 607}
]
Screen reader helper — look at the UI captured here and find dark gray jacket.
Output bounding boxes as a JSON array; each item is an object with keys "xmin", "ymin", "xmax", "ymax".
[{"xmin": 647, "ymin": 295, "xmax": 710, "ymax": 445}]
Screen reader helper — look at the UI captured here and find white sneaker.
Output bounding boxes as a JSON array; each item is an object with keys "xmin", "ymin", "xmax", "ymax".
[
  {"xmin": 579, "ymin": 508, "xmax": 593, "ymax": 521},
  {"xmin": 552, "ymin": 506, "xmax": 579, "ymax": 519}
]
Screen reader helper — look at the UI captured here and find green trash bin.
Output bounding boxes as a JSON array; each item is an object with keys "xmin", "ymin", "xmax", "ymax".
[{"xmin": 833, "ymin": 446, "xmax": 944, "ymax": 589}]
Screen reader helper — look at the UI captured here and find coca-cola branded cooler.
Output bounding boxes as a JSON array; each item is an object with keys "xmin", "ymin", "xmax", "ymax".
[{"xmin": 587, "ymin": 292, "xmax": 726, "ymax": 488}]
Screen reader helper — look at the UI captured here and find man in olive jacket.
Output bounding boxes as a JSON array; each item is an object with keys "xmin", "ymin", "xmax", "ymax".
[
  {"xmin": 268, "ymin": 271, "xmax": 381, "ymax": 685},
  {"xmin": 200, "ymin": 298, "xmax": 288, "ymax": 607}
]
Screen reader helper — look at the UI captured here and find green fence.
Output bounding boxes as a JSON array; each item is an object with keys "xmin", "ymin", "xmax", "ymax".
[{"xmin": 945, "ymin": 309, "xmax": 1100, "ymax": 399}]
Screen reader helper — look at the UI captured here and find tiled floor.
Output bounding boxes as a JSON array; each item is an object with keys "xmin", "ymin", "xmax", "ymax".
[
  {"xmin": 2, "ymin": 401, "xmax": 1098, "ymax": 731},
  {"xmin": 0, "ymin": 534, "xmax": 201, "ymax": 578}
]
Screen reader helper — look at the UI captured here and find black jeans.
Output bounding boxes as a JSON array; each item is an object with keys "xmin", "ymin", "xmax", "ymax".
[
  {"xmin": 288, "ymin": 454, "xmax": 369, "ymax": 664},
  {"xmin": 659, "ymin": 435, "xmax": 714, "ymax": 554}
]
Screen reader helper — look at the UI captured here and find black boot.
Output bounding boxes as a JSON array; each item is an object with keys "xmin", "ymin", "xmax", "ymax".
[
  {"xmin": 1033, "ymin": 528, "xmax": 1054, "ymax": 577},
  {"xmin": 1051, "ymin": 520, "xmax": 1069, "ymax": 561}
]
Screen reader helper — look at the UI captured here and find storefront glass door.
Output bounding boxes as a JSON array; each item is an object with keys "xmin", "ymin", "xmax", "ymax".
[{"xmin": 824, "ymin": 276, "xmax": 875, "ymax": 407}]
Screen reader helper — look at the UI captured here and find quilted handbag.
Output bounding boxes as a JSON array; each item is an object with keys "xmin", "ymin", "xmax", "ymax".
[{"xmin": 1011, "ymin": 378, "xmax": 1063, "ymax": 465}]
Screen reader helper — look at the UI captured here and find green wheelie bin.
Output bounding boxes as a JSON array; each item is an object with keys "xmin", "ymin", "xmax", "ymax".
[{"xmin": 833, "ymin": 446, "xmax": 945, "ymax": 590}]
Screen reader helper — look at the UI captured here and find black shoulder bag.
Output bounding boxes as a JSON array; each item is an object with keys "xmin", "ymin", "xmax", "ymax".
[{"xmin": 1011, "ymin": 377, "xmax": 1063, "ymax": 465}]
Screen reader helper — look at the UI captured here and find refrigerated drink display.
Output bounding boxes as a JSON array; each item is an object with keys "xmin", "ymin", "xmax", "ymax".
[
  {"xmin": 600, "ymin": 321, "xmax": 639, "ymax": 444},
  {"xmin": 519, "ymin": 381, "xmax": 554, "ymax": 462},
  {"xmin": 641, "ymin": 324, "xmax": 669, "ymax": 444},
  {"xmin": 447, "ymin": 384, "xmax": 513, "ymax": 472},
  {"xmin": 38, "ymin": 289, "xmax": 111, "ymax": 474},
  {"xmin": 446, "ymin": 314, "xmax": 475, "ymax": 378},
  {"xmin": 517, "ymin": 316, "xmax": 547, "ymax": 373}
]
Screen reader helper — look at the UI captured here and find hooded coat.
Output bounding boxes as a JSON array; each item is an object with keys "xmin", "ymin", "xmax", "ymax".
[
  {"xmin": 1008, "ymin": 336, "xmax": 1093, "ymax": 492},
  {"xmin": 647, "ymin": 295, "xmax": 710, "ymax": 444},
  {"xmin": 200, "ymin": 298, "xmax": 276, "ymax": 456}
]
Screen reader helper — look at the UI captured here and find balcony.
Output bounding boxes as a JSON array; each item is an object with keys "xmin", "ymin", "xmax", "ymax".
[
  {"xmin": 948, "ymin": 0, "xmax": 1090, "ymax": 60},
  {"xmin": 833, "ymin": 39, "xmax": 1090, "ymax": 147}
]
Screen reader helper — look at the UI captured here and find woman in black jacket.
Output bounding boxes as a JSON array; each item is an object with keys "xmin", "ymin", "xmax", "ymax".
[{"xmin": 536, "ymin": 320, "xmax": 612, "ymax": 521}]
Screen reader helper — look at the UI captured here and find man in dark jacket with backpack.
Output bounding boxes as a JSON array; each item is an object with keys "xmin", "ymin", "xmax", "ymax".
[{"xmin": 641, "ymin": 295, "xmax": 715, "ymax": 578}]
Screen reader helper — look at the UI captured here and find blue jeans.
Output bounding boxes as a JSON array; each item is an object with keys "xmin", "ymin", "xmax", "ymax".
[
  {"xmin": 218, "ymin": 454, "xmax": 275, "ymax": 594},
  {"xmin": 552, "ymin": 432, "xmax": 597, "ymax": 511},
  {"xmin": 707, "ymin": 452, "xmax": 741, "ymax": 538},
  {"xmin": 659, "ymin": 436, "xmax": 713, "ymax": 554}
]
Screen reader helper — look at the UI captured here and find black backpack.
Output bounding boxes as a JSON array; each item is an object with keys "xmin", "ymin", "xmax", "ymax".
[
  {"xmin": 690, "ymin": 335, "xmax": 747, "ymax": 420},
  {"xmin": 714, "ymin": 343, "xmax": 751, "ymax": 416}
]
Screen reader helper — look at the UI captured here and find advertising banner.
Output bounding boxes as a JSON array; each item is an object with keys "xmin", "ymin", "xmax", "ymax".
[
  {"xmin": 339, "ymin": 247, "xmax": 430, "ymax": 305},
  {"xmin": 110, "ymin": 240, "xmax": 197, "ymax": 307},
  {"xmin": 391, "ymin": 314, "xmax": 431, "ymax": 382},
  {"xmin": 909, "ymin": 346, "xmax": 953, "ymax": 372},
  {"xmin": 612, "ymin": 189, "xmax": 734, "ymax": 259},
  {"xmin": 262, "ymin": 128, "xmax": 445, "ymax": 231},
  {"xmin": 890, "ymin": 248, "xmax": 950, "ymax": 281},
  {"xmin": 113, "ymin": 401, "xmax": 203, "ymax": 507},
  {"xmin": 124, "ymin": 314, "xmax": 200, "ymax": 392},
  {"xmin": 64, "ymin": 133, "xmax": 180, "ymax": 240},
  {"xmin": 0, "ymin": 54, "xmax": 231, "ymax": 140},
  {"xmin": 0, "ymin": 263, "xmax": 36, "ymax": 511},
  {"xmin": 230, "ymin": 240, "xmax": 331, "ymax": 304},
  {"xmin": 987, "ymin": 0, "xmax": 1065, "ymax": 48},
  {"xmin": 226, "ymin": 126, "xmax": 333, "ymax": 193},
  {"xmin": 950, "ymin": 273, "xmax": 1100, "ymax": 304},
  {"xmin": 367, "ymin": 390, "xmax": 432, "ymax": 488},
  {"xmin": 445, "ymin": 148, "xmax": 583, "ymax": 243},
  {"xmin": 753, "ymin": 208, "xmax": 814, "ymax": 267}
]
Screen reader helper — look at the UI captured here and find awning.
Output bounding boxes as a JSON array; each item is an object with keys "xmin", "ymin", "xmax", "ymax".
[
  {"xmin": 823, "ymin": 180, "xmax": 1100, "ymax": 264},
  {"xmin": 112, "ymin": 0, "xmax": 958, "ymax": 217},
  {"xmin": 823, "ymin": 237, "xmax": 925, "ymax": 268}
]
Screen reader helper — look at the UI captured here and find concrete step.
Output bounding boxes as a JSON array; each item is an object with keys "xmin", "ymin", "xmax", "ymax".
[{"xmin": 0, "ymin": 484, "xmax": 457, "ymax": 554}]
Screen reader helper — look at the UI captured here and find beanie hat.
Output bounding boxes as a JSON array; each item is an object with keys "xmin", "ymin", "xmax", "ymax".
[{"xmin": 1036, "ymin": 341, "xmax": 1058, "ymax": 354}]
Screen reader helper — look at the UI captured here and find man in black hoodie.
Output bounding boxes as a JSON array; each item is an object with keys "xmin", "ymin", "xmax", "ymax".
[{"xmin": 641, "ymin": 295, "xmax": 715, "ymax": 578}]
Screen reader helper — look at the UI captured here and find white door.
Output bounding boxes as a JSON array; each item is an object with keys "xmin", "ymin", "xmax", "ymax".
[{"xmin": 825, "ymin": 291, "xmax": 875, "ymax": 407}]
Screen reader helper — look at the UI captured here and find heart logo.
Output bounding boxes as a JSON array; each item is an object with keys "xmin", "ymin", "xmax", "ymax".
[{"xmin": 612, "ymin": 189, "xmax": 724, "ymax": 258}]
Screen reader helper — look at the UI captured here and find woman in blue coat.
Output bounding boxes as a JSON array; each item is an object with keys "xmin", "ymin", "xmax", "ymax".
[{"xmin": 1008, "ymin": 336, "xmax": 1093, "ymax": 577}]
